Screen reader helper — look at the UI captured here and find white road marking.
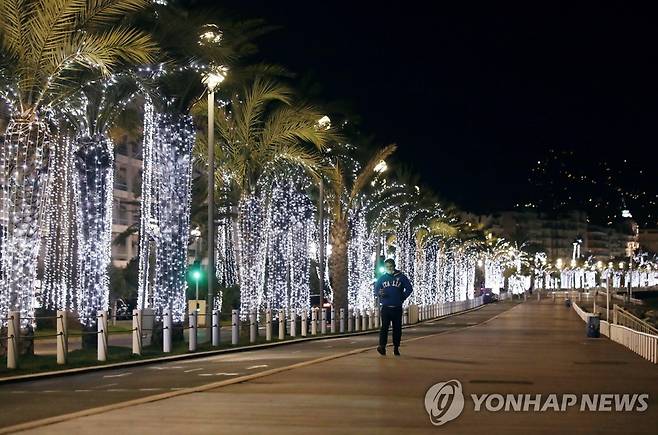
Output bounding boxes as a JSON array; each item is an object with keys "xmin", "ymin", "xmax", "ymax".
[
  {"xmin": 184, "ymin": 368, "xmax": 203, "ymax": 373},
  {"xmin": 198, "ymin": 373, "xmax": 213, "ymax": 377},
  {"xmin": 246, "ymin": 365, "xmax": 268, "ymax": 370},
  {"xmin": 215, "ymin": 372, "xmax": 240, "ymax": 376},
  {"xmin": 74, "ymin": 390, "xmax": 91, "ymax": 393},
  {"xmin": 138, "ymin": 388, "xmax": 162, "ymax": 392},
  {"xmin": 103, "ymin": 372, "xmax": 132, "ymax": 378},
  {"xmin": 150, "ymin": 366, "xmax": 184, "ymax": 370},
  {"xmin": 94, "ymin": 383, "xmax": 117, "ymax": 389},
  {"xmin": 42, "ymin": 390, "xmax": 61, "ymax": 393},
  {"xmin": 107, "ymin": 389, "xmax": 128, "ymax": 392}
]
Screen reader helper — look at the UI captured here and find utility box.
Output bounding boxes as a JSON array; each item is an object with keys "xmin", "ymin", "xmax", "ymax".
[
  {"xmin": 187, "ymin": 300, "xmax": 207, "ymax": 327},
  {"xmin": 407, "ymin": 304, "xmax": 419, "ymax": 324},
  {"xmin": 586, "ymin": 313, "xmax": 600, "ymax": 338}
]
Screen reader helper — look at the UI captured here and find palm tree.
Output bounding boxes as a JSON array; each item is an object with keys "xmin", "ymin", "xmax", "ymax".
[
  {"xmin": 61, "ymin": 74, "xmax": 141, "ymax": 326},
  {"xmin": 194, "ymin": 77, "xmax": 335, "ymax": 314},
  {"xmin": 324, "ymin": 144, "xmax": 397, "ymax": 316},
  {"xmin": 0, "ymin": 0, "xmax": 155, "ymax": 319}
]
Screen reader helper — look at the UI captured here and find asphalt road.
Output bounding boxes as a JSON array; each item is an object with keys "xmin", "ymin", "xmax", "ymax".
[{"xmin": 0, "ymin": 301, "xmax": 516, "ymax": 428}]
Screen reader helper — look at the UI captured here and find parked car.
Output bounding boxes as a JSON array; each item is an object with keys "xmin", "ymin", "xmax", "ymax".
[{"xmin": 482, "ymin": 291, "xmax": 499, "ymax": 304}]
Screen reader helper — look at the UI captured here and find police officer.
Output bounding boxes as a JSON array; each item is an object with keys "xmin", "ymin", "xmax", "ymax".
[{"xmin": 374, "ymin": 258, "xmax": 413, "ymax": 356}]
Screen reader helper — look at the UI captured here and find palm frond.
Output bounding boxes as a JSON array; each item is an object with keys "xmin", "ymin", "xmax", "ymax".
[
  {"xmin": 0, "ymin": 0, "xmax": 29, "ymax": 59},
  {"xmin": 76, "ymin": 0, "xmax": 150, "ymax": 28},
  {"xmin": 348, "ymin": 143, "xmax": 397, "ymax": 206}
]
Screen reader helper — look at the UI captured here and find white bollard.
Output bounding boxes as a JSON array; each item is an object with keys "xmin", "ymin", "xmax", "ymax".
[
  {"xmin": 97, "ymin": 311, "xmax": 108, "ymax": 362},
  {"xmin": 355, "ymin": 309, "xmax": 360, "ymax": 332},
  {"xmin": 311, "ymin": 308, "xmax": 318, "ymax": 335},
  {"xmin": 163, "ymin": 311, "xmax": 172, "ymax": 353},
  {"xmin": 537, "ymin": 291, "xmax": 541, "ymax": 301},
  {"xmin": 212, "ymin": 310, "xmax": 220, "ymax": 346},
  {"xmin": 321, "ymin": 307, "xmax": 327, "ymax": 335},
  {"xmin": 56, "ymin": 310, "xmax": 68, "ymax": 365},
  {"xmin": 266, "ymin": 309, "xmax": 272, "ymax": 341},
  {"xmin": 250, "ymin": 310, "xmax": 257, "ymax": 344},
  {"xmin": 189, "ymin": 311, "xmax": 197, "ymax": 352},
  {"xmin": 132, "ymin": 309, "xmax": 142, "ymax": 356},
  {"xmin": 231, "ymin": 309, "xmax": 239, "ymax": 345},
  {"xmin": 374, "ymin": 308, "xmax": 380, "ymax": 329},
  {"xmin": 290, "ymin": 312, "xmax": 297, "ymax": 338},
  {"xmin": 279, "ymin": 310, "xmax": 285, "ymax": 340},
  {"xmin": 403, "ymin": 307, "xmax": 408, "ymax": 325},
  {"xmin": 331, "ymin": 307, "xmax": 336, "ymax": 333},
  {"xmin": 362, "ymin": 309, "xmax": 368, "ymax": 331},
  {"xmin": 368, "ymin": 309, "xmax": 374, "ymax": 330},
  {"xmin": 339, "ymin": 308, "xmax": 345, "ymax": 333},
  {"xmin": 301, "ymin": 309, "xmax": 307, "ymax": 337},
  {"xmin": 347, "ymin": 308, "xmax": 354, "ymax": 332},
  {"xmin": 7, "ymin": 311, "xmax": 19, "ymax": 369}
]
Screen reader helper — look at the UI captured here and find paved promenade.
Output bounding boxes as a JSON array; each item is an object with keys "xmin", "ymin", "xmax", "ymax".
[{"xmin": 5, "ymin": 299, "xmax": 658, "ymax": 434}]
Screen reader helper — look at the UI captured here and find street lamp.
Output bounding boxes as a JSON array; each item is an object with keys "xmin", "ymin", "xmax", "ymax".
[{"xmin": 202, "ymin": 65, "xmax": 228, "ymax": 323}]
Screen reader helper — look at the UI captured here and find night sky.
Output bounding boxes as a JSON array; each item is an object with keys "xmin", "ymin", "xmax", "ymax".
[{"xmin": 206, "ymin": 1, "xmax": 658, "ymax": 222}]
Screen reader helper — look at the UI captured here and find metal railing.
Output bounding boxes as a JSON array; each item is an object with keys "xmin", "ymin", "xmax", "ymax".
[
  {"xmin": 609, "ymin": 324, "xmax": 658, "ymax": 364},
  {"xmin": 613, "ymin": 305, "xmax": 658, "ymax": 336}
]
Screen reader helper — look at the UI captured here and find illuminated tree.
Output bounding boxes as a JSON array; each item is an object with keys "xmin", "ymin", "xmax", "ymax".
[
  {"xmin": 324, "ymin": 144, "xmax": 397, "ymax": 316},
  {"xmin": 0, "ymin": 0, "xmax": 155, "ymax": 322},
  {"xmin": 197, "ymin": 78, "xmax": 334, "ymax": 315}
]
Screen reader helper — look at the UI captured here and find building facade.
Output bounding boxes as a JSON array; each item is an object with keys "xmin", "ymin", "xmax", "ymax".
[
  {"xmin": 470, "ymin": 209, "xmax": 637, "ymax": 262},
  {"xmin": 111, "ymin": 134, "xmax": 142, "ymax": 267}
]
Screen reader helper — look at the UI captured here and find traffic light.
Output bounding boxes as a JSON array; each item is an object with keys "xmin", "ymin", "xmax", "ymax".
[
  {"xmin": 375, "ymin": 255, "xmax": 386, "ymax": 278},
  {"xmin": 189, "ymin": 260, "xmax": 203, "ymax": 282}
]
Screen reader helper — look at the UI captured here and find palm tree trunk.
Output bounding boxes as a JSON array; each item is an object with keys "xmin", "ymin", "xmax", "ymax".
[
  {"xmin": 0, "ymin": 117, "xmax": 50, "ymax": 323},
  {"xmin": 41, "ymin": 134, "xmax": 76, "ymax": 312},
  {"xmin": 237, "ymin": 193, "xmax": 266, "ymax": 316},
  {"xmin": 329, "ymin": 216, "xmax": 349, "ymax": 315},
  {"xmin": 73, "ymin": 135, "xmax": 114, "ymax": 333}
]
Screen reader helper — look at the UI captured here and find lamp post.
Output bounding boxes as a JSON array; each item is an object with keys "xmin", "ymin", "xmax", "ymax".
[
  {"xmin": 190, "ymin": 226, "xmax": 202, "ymax": 310},
  {"xmin": 202, "ymin": 66, "xmax": 228, "ymax": 324},
  {"xmin": 316, "ymin": 116, "xmax": 331, "ymax": 319}
]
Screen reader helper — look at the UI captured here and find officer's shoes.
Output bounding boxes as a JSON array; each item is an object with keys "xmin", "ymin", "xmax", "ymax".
[
  {"xmin": 377, "ymin": 346, "xmax": 386, "ymax": 356},
  {"xmin": 393, "ymin": 347, "xmax": 400, "ymax": 356}
]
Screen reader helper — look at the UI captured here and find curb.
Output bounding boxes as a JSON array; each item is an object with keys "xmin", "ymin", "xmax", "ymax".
[{"xmin": 0, "ymin": 303, "xmax": 491, "ymax": 385}]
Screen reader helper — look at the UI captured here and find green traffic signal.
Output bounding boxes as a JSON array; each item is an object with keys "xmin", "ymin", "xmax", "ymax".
[{"xmin": 192, "ymin": 269, "xmax": 202, "ymax": 281}]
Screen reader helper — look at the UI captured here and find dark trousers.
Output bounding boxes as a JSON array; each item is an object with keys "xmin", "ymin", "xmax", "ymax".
[{"xmin": 379, "ymin": 306, "xmax": 403, "ymax": 348}]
